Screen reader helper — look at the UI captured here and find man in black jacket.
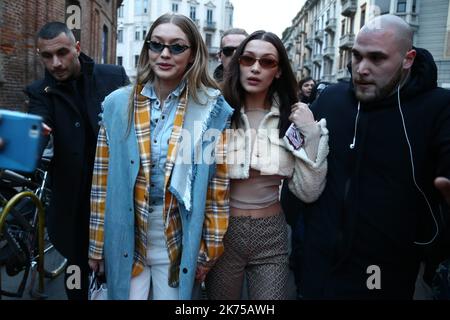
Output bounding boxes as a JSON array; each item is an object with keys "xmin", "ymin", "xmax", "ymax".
[
  {"xmin": 213, "ymin": 28, "xmax": 248, "ymax": 83},
  {"xmin": 25, "ymin": 22, "xmax": 129, "ymax": 299},
  {"xmin": 281, "ymin": 14, "xmax": 450, "ymax": 299}
]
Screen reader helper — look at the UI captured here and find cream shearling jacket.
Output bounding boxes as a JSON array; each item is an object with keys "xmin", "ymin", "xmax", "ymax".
[{"xmin": 227, "ymin": 104, "xmax": 329, "ymax": 203}]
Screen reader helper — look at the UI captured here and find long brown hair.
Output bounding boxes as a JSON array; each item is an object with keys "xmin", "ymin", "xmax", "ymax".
[{"xmin": 222, "ymin": 30, "xmax": 298, "ymax": 137}]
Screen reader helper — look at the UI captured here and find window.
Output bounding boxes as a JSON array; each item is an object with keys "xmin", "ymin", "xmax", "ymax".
[
  {"xmin": 341, "ymin": 19, "xmax": 345, "ymax": 36},
  {"xmin": 117, "ymin": 56, "xmax": 123, "ymax": 66},
  {"xmin": 118, "ymin": 4, "xmax": 124, "ymax": 18},
  {"xmin": 205, "ymin": 33, "xmax": 212, "ymax": 48},
  {"xmin": 135, "ymin": 28, "xmax": 141, "ymax": 41},
  {"xmin": 314, "ymin": 65, "xmax": 321, "ymax": 79},
  {"xmin": 102, "ymin": 25, "xmax": 109, "ymax": 64},
  {"xmin": 345, "ymin": 49, "xmax": 351, "ymax": 65},
  {"xmin": 412, "ymin": 0, "xmax": 417, "ymax": 12},
  {"xmin": 134, "ymin": 55, "xmax": 139, "ymax": 68},
  {"xmin": 190, "ymin": 6, "xmax": 196, "ymax": 20},
  {"xmin": 207, "ymin": 9, "xmax": 213, "ymax": 23},
  {"xmin": 339, "ymin": 50, "xmax": 344, "ymax": 69},
  {"xmin": 142, "ymin": 28, "xmax": 147, "ymax": 40},
  {"xmin": 360, "ymin": 4, "xmax": 366, "ymax": 29},
  {"xmin": 118, "ymin": 29, "xmax": 123, "ymax": 43},
  {"xmin": 143, "ymin": 0, "xmax": 148, "ymax": 13},
  {"xmin": 397, "ymin": 0, "xmax": 407, "ymax": 13},
  {"xmin": 135, "ymin": 0, "xmax": 143, "ymax": 15},
  {"xmin": 172, "ymin": 3, "xmax": 178, "ymax": 12}
]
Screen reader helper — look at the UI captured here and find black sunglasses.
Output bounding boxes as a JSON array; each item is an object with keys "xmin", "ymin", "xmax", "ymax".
[
  {"xmin": 221, "ymin": 46, "xmax": 238, "ymax": 57},
  {"xmin": 146, "ymin": 40, "xmax": 190, "ymax": 55},
  {"xmin": 238, "ymin": 55, "xmax": 279, "ymax": 69}
]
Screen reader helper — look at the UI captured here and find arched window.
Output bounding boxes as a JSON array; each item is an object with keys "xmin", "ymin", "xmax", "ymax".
[{"xmin": 102, "ymin": 25, "xmax": 109, "ymax": 64}]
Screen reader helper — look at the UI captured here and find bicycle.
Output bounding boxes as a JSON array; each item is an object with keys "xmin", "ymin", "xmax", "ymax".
[{"xmin": 0, "ymin": 158, "xmax": 67, "ymax": 299}]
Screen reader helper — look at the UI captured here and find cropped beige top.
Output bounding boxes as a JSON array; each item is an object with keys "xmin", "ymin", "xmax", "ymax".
[{"xmin": 229, "ymin": 109, "xmax": 284, "ymax": 210}]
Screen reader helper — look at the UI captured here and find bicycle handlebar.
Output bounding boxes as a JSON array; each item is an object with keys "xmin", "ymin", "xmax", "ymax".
[{"xmin": 0, "ymin": 169, "xmax": 39, "ymax": 190}]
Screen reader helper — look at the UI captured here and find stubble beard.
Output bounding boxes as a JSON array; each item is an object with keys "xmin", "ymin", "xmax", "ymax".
[{"xmin": 354, "ymin": 67, "xmax": 405, "ymax": 103}]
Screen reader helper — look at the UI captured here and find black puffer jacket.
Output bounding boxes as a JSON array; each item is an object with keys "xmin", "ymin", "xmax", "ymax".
[{"xmin": 282, "ymin": 48, "xmax": 450, "ymax": 299}]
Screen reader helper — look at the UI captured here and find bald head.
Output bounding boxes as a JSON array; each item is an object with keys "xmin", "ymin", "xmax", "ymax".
[
  {"xmin": 359, "ymin": 14, "xmax": 413, "ymax": 54},
  {"xmin": 351, "ymin": 14, "xmax": 417, "ymax": 103}
]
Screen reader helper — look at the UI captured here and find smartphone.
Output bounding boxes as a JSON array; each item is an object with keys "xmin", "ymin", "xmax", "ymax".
[
  {"xmin": 0, "ymin": 110, "xmax": 43, "ymax": 173},
  {"xmin": 284, "ymin": 123, "xmax": 304, "ymax": 150}
]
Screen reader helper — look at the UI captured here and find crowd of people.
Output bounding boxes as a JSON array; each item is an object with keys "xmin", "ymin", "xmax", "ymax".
[{"xmin": 2, "ymin": 12, "xmax": 449, "ymax": 300}]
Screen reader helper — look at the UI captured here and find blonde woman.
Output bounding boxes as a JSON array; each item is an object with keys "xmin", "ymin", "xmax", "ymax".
[{"xmin": 88, "ymin": 13, "xmax": 233, "ymax": 300}]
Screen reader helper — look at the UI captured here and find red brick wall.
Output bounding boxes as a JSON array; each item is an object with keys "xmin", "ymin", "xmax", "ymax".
[
  {"xmin": 0, "ymin": 0, "xmax": 64, "ymax": 110},
  {"xmin": 0, "ymin": 0, "xmax": 121, "ymax": 110},
  {"xmin": 80, "ymin": 0, "xmax": 120, "ymax": 64}
]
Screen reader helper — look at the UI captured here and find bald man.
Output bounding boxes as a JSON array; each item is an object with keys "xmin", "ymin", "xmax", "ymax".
[{"xmin": 281, "ymin": 14, "xmax": 450, "ymax": 299}]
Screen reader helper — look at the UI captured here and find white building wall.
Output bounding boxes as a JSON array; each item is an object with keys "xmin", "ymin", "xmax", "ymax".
[{"xmin": 117, "ymin": 0, "xmax": 233, "ymax": 82}]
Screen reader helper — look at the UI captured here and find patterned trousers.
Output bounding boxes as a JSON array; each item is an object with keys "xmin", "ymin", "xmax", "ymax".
[{"xmin": 205, "ymin": 214, "xmax": 289, "ymax": 300}]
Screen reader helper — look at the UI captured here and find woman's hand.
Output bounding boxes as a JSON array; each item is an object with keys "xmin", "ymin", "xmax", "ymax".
[
  {"xmin": 88, "ymin": 258, "xmax": 105, "ymax": 275},
  {"xmin": 289, "ymin": 102, "xmax": 315, "ymax": 128},
  {"xmin": 195, "ymin": 264, "xmax": 210, "ymax": 283}
]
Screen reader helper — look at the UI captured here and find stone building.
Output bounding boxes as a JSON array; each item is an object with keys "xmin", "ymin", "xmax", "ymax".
[
  {"xmin": 0, "ymin": 0, "xmax": 123, "ymax": 110},
  {"xmin": 116, "ymin": 0, "xmax": 235, "ymax": 81},
  {"xmin": 283, "ymin": 0, "xmax": 450, "ymax": 88}
]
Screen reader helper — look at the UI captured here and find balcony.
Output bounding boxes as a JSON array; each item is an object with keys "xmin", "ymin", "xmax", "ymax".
[
  {"xmin": 341, "ymin": 0, "xmax": 357, "ymax": 17},
  {"xmin": 314, "ymin": 30, "xmax": 324, "ymax": 42},
  {"xmin": 305, "ymin": 37, "xmax": 314, "ymax": 49},
  {"xmin": 303, "ymin": 59, "xmax": 312, "ymax": 70},
  {"xmin": 325, "ymin": 18, "xmax": 336, "ymax": 33},
  {"xmin": 323, "ymin": 46, "xmax": 335, "ymax": 58},
  {"xmin": 339, "ymin": 33, "xmax": 355, "ymax": 49},
  {"xmin": 203, "ymin": 21, "xmax": 216, "ymax": 31},
  {"xmin": 336, "ymin": 68, "xmax": 351, "ymax": 81},
  {"xmin": 313, "ymin": 53, "xmax": 323, "ymax": 63}
]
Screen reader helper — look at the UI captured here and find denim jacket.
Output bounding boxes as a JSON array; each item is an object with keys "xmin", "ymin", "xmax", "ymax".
[{"xmin": 99, "ymin": 85, "xmax": 232, "ymax": 299}]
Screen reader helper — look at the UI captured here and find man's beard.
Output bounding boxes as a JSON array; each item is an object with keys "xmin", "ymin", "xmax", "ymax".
[{"xmin": 354, "ymin": 65, "xmax": 405, "ymax": 103}]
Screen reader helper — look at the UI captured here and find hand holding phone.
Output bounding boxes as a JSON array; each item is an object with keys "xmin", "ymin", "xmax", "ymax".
[
  {"xmin": 284, "ymin": 123, "xmax": 304, "ymax": 150},
  {"xmin": 0, "ymin": 110, "xmax": 43, "ymax": 172}
]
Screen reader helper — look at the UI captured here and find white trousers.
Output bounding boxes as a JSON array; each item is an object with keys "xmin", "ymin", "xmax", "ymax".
[{"xmin": 129, "ymin": 205, "xmax": 179, "ymax": 300}]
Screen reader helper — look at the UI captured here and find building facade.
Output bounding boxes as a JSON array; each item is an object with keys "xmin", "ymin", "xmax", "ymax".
[
  {"xmin": 0, "ymin": 0, "xmax": 123, "ymax": 110},
  {"xmin": 116, "ymin": 0, "xmax": 234, "ymax": 81},
  {"xmin": 283, "ymin": 0, "xmax": 450, "ymax": 88}
]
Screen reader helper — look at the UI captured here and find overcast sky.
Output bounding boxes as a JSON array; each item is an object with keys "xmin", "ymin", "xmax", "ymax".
[{"xmin": 232, "ymin": 0, "xmax": 306, "ymax": 38}]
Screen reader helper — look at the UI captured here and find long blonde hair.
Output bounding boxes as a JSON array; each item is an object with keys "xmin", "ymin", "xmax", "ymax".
[{"xmin": 126, "ymin": 13, "xmax": 218, "ymax": 132}]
